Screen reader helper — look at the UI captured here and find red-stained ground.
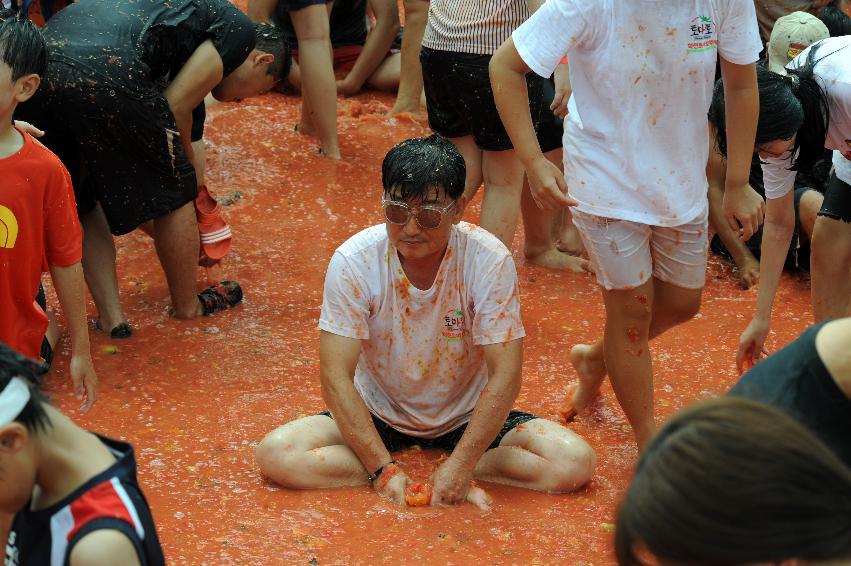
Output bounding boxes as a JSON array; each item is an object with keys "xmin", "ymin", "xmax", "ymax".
[{"xmin": 38, "ymin": 87, "xmax": 815, "ymax": 566}]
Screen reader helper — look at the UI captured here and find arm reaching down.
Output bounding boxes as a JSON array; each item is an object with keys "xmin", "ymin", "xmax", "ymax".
[{"xmin": 338, "ymin": 0, "xmax": 400, "ymax": 95}]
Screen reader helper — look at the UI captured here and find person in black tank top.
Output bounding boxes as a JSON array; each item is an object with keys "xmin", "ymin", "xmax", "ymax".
[{"xmin": 0, "ymin": 343, "xmax": 165, "ymax": 566}]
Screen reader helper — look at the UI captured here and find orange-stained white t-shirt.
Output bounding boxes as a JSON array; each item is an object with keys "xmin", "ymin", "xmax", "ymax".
[{"xmin": 319, "ymin": 222, "xmax": 525, "ymax": 438}]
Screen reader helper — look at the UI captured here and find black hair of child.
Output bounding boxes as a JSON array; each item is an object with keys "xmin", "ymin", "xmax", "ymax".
[
  {"xmin": 709, "ymin": 42, "xmax": 835, "ymax": 174},
  {"xmin": 382, "ymin": 134, "xmax": 467, "ymax": 202},
  {"xmin": 615, "ymin": 397, "xmax": 851, "ymax": 565},
  {"xmin": 0, "ymin": 16, "xmax": 47, "ymax": 80},
  {"xmin": 0, "ymin": 342, "xmax": 51, "ymax": 433}
]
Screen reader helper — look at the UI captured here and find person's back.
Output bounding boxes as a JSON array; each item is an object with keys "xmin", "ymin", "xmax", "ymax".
[
  {"xmin": 43, "ymin": 0, "xmax": 255, "ymax": 91},
  {"xmin": 423, "ymin": 0, "xmax": 529, "ymax": 55}
]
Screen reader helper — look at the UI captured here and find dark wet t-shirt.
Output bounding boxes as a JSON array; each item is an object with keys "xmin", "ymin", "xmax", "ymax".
[
  {"xmin": 274, "ymin": 0, "xmax": 368, "ymax": 49},
  {"xmin": 42, "ymin": 0, "xmax": 256, "ymax": 91}
]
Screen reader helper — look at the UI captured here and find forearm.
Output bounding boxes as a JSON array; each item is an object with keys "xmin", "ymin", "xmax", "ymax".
[
  {"xmin": 448, "ymin": 372, "xmax": 520, "ymax": 471},
  {"xmin": 721, "ymin": 74, "xmax": 758, "ymax": 189},
  {"xmin": 754, "ymin": 197, "xmax": 795, "ymax": 320},
  {"xmin": 345, "ymin": 20, "xmax": 400, "ymax": 90},
  {"xmin": 490, "ymin": 41, "xmax": 542, "ymax": 166},
  {"xmin": 49, "ymin": 263, "xmax": 90, "ymax": 356},
  {"xmin": 321, "ymin": 374, "xmax": 392, "ymax": 473},
  {"xmin": 165, "ymin": 105, "xmax": 195, "ymax": 167}
]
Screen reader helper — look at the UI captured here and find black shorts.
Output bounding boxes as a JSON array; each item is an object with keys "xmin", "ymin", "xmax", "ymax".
[
  {"xmin": 320, "ymin": 410, "xmax": 538, "ymax": 452},
  {"xmin": 818, "ymin": 172, "xmax": 851, "ymax": 223},
  {"xmin": 420, "ymin": 47, "xmax": 562, "ymax": 152},
  {"xmin": 710, "ymin": 186, "xmax": 815, "ymax": 271},
  {"xmin": 35, "ymin": 285, "xmax": 53, "ymax": 368},
  {"xmin": 17, "ymin": 59, "xmax": 197, "ymax": 236}
]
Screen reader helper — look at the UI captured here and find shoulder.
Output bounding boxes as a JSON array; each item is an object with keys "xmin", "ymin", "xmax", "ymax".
[
  {"xmin": 333, "ymin": 224, "xmax": 388, "ymax": 261},
  {"xmin": 455, "ymin": 222, "xmax": 512, "ymax": 263},
  {"xmin": 69, "ymin": 529, "xmax": 141, "ymax": 566}
]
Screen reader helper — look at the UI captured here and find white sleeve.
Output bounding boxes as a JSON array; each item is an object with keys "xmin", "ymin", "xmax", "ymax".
[
  {"xmin": 318, "ymin": 252, "xmax": 371, "ymax": 340},
  {"xmin": 512, "ymin": 0, "xmax": 597, "ymax": 79},
  {"xmin": 717, "ymin": 0, "xmax": 762, "ymax": 65},
  {"xmin": 761, "ymin": 155, "xmax": 796, "ymax": 200},
  {"xmin": 470, "ymin": 254, "xmax": 525, "ymax": 346}
]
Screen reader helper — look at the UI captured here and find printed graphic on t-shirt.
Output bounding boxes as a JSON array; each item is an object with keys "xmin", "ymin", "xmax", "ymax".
[
  {"xmin": 688, "ymin": 15, "xmax": 717, "ymax": 53},
  {"xmin": 0, "ymin": 205, "xmax": 18, "ymax": 248},
  {"xmin": 443, "ymin": 309, "xmax": 466, "ymax": 341}
]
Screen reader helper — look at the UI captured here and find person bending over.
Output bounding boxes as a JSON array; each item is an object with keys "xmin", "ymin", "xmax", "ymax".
[
  {"xmin": 17, "ymin": 0, "xmax": 288, "ymax": 337},
  {"xmin": 256, "ymin": 135, "xmax": 595, "ymax": 506},
  {"xmin": 615, "ymin": 397, "xmax": 851, "ymax": 565},
  {"xmin": 711, "ymin": 37, "xmax": 851, "ymax": 369},
  {"xmin": 0, "ymin": 16, "xmax": 96, "ymax": 411},
  {"xmin": 0, "ymin": 343, "xmax": 165, "ymax": 565}
]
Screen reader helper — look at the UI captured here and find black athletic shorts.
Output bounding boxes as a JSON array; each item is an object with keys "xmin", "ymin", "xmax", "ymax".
[
  {"xmin": 420, "ymin": 47, "xmax": 562, "ymax": 152},
  {"xmin": 729, "ymin": 321, "xmax": 851, "ymax": 468},
  {"xmin": 35, "ymin": 285, "xmax": 53, "ymax": 368},
  {"xmin": 320, "ymin": 409, "xmax": 538, "ymax": 452},
  {"xmin": 818, "ymin": 172, "xmax": 851, "ymax": 223},
  {"xmin": 710, "ymin": 186, "xmax": 815, "ymax": 271},
  {"xmin": 17, "ymin": 59, "xmax": 198, "ymax": 236}
]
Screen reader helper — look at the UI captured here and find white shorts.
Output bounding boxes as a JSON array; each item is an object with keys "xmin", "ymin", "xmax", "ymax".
[{"xmin": 572, "ymin": 210, "xmax": 709, "ymax": 291}]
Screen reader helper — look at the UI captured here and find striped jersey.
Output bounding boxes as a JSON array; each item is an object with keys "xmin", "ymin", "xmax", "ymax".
[
  {"xmin": 5, "ymin": 436, "xmax": 165, "ymax": 566},
  {"xmin": 422, "ymin": 0, "xmax": 531, "ymax": 55}
]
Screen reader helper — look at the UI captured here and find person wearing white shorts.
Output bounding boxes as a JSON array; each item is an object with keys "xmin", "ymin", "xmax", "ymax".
[{"xmin": 490, "ymin": 0, "xmax": 764, "ymax": 449}]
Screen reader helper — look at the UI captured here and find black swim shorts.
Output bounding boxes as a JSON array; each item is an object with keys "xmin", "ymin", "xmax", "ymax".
[
  {"xmin": 818, "ymin": 172, "xmax": 851, "ymax": 223},
  {"xmin": 420, "ymin": 47, "xmax": 562, "ymax": 152},
  {"xmin": 320, "ymin": 409, "xmax": 538, "ymax": 452}
]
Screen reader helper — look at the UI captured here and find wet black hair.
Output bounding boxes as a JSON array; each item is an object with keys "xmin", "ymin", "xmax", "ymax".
[
  {"xmin": 0, "ymin": 342, "xmax": 51, "ymax": 433},
  {"xmin": 819, "ymin": 2, "xmax": 851, "ymax": 37},
  {"xmin": 0, "ymin": 13, "xmax": 47, "ymax": 80},
  {"xmin": 615, "ymin": 398, "xmax": 851, "ymax": 566},
  {"xmin": 709, "ymin": 41, "xmax": 832, "ymax": 173},
  {"xmin": 381, "ymin": 134, "xmax": 466, "ymax": 202},
  {"xmin": 254, "ymin": 23, "xmax": 291, "ymax": 82}
]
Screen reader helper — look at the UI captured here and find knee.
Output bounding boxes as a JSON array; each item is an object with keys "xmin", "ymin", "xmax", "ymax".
[
  {"xmin": 255, "ymin": 430, "xmax": 301, "ymax": 487},
  {"xmin": 672, "ymin": 296, "xmax": 701, "ymax": 325},
  {"xmin": 543, "ymin": 439, "xmax": 596, "ymax": 493}
]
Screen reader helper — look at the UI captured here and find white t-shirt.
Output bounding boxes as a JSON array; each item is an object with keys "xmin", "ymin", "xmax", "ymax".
[
  {"xmin": 763, "ymin": 36, "xmax": 851, "ymax": 198},
  {"xmin": 318, "ymin": 222, "xmax": 525, "ymax": 438},
  {"xmin": 513, "ymin": 0, "xmax": 762, "ymax": 226}
]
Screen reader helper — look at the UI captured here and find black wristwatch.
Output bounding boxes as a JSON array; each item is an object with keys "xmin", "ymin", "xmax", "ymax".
[{"xmin": 367, "ymin": 460, "xmax": 396, "ymax": 484}]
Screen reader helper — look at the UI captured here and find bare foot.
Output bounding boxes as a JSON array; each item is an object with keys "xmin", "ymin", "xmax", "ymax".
[
  {"xmin": 387, "ymin": 97, "xmax": 421, "ymax": 117},
  {"xmin": 526, "ymin": 248, "xmax": 593, "ymax": 273},
  {"xmin": 318, "ymin": 146, "xmax": 342, "ymax": 160},
  {"xmin": 560, "ymin": 344, "xmax": 607, "ymax": 421},
  {"xmin": 734, "ymin": 254, "xmax": 760, "ymax": 289}
]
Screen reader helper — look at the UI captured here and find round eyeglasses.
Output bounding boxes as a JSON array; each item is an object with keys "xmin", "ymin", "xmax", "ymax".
[{"xmin": 382, "ymin": 199, "xmax": 456, "ymax": 229}]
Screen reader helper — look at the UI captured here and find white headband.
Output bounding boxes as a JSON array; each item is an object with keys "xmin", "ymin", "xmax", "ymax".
[{"xmin": 0, "ymin": 377, "xmax": 31, "ymax": 426}]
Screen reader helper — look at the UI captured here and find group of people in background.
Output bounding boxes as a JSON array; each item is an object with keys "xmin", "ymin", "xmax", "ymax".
[{"xmin": 2, "ymin": 0, "xmax": 851, "ymax": 564}]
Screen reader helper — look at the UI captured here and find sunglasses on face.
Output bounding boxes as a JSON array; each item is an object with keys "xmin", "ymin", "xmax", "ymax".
[{"xmin": 382, "ymin": 199, "xmax": 456, "ymax": 230}]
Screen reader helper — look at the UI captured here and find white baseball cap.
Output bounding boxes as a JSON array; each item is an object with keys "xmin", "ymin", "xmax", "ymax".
[{"xmin": 767, "ymin": 11, "xmax": 830, "ymax": 74}]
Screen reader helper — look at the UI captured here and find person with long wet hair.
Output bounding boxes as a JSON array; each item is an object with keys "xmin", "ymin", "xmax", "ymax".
[
  {"xmin": 615, "ymin": 397, "xmax": 851, "ymax": 565},
  {"xmin": 710, "ymin": 36, "xmax": 851, "ymax": 371}
]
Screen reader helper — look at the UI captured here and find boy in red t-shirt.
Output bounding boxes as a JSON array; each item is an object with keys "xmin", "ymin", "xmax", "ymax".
[{"xmin": 0, "ymin": 16, "xmax": 96, "ymax": 411}]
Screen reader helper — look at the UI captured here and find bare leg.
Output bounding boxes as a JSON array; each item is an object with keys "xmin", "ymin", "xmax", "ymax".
[
  {"xmin": 522, "ymin": 147, "xmax": 589, "ymax": 271},
  {"xmin": 447, "ymin": 135, "xmax": 483, "ymax": 199},
  {"xmin": 80, "ymin": 204, "xmax": 127, "ymax": 331},
  {"xmin": 811, "ymin": 214, "xmax": 851, "ymax": 321},
  {"xmin": 474, "ymin": 419, "xmax": 595, "ymax": 493},
  {"xmin": 291, "ymin": 4, "xmax": 340, "ymax": 158},
  {"xmin": 45, "ymin": 308, "xmax": 61, "ymax": 351},
  {"xmin": 480, "ymin": 149, "xmax": 525, "ymax": 248},
  {"xmin": 366, "ymin": 52, "xmax": 401, "ymax": 92},
  {"xmin": 557, "ymin": 208, "xmax": 585, "ymax": 256},
  {"xmin": 389, "ymin": 0, "xmax": 428, "ymax": 116},
  {"xmin": 152, "ymin": 202, "xmax": 203, "ymax": 319},
  {"xmin": 797, "ymin": 189, "xmax": 823, "ymax": 243},
  {"xmin": 568, "ymin": 279, "xmax": 702, "ymax": 449},
  {"xmin": 256, "ymin": 415, "xmax": 367, "ymax": 488},
  {"xmin": 191, "ymin": 139, "xmax": 206, "ymax": 187}
]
